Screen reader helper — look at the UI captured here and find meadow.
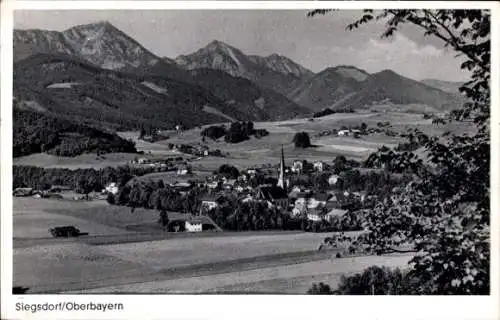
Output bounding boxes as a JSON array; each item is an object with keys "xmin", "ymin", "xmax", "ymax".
[
  {"xmin": 13, "ymin": 111, "xmax": 469, "ymax": 171},
  {"xmin": 13, "ymin": 197, "xmax": 392, "ymax": 294}
]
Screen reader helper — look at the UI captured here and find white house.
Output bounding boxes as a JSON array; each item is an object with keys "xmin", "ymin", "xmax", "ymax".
[
  {"xmin": 326, "ymin": 208, "xmax": 348, "ymax": 220},
  {"xmin": 307, "ymin": 213, "xmax": 323, "ymax": 222},
  {"xmin": 104, "ymin": 182, "xmax": 119, "ymax": 195},
  {"xmin": 185, "ymin": 219, "xmax": 203, "ymax": 232},
  {"xmin": 291, "ymin": 160, "xmax": 303, "ymax": 173},
  {"xmin": 207, "ymin": 181, "xmax": 220, "ymax": 189},
  {"xmin": 338, "ymin": 130, "xmax": 350, "ymax": 136},
  {"xmin": 247, "ymin": 168, "xmax": 258, "ymax": 176},
  {"xmin": 177, "ymin": 166, "xmax": 190, "ymax": 175},
  {"xmin": 328, "ymin": 174, "xmax": 339, "ymax": 186},
  {"xmin": 201, "ymin": 197, "xmax": 219, "ymax": 211},
  {"xmin": 313, "ymin": 161, "xmax": 325, "ymax": 172},
  {"xmin": 306, "ymin": 193, "xmax": 331, "ymax": 209}
]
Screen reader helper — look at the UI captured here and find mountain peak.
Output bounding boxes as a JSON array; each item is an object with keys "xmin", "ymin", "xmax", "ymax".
[
  {"xmin": 14, "ymin": 21, "xmax": 160, "ymax": 70},
  {"xmin": 323, "ymin": 65, "xmax": 369, "ymax": 82}
]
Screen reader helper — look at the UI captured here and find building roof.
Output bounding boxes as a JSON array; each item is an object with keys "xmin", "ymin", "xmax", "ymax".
[
  {"xmin": 295, "ymin": 191, "xmax": 312, "ymax": 199},
  {"xmin": 327, "ymin": 208, "xmax": 348, "ymax": 218},
  {"xmin": 312, "ymin": 193, "xmax": 331, "ymax": 202},
  {"xmin": 258, "ymin": 186, "xmax": 288, "ymax": 201}
]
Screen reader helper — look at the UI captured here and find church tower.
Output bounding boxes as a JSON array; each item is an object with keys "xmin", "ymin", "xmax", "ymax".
[{"xmin": 277, "ymin": 145, "xmax": 286, "ymax": 190}]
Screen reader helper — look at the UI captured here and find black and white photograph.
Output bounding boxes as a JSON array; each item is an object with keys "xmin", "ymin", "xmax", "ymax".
[{"xmin": 1, "ymin": 1, "xmax": 498, "ymax": 318}]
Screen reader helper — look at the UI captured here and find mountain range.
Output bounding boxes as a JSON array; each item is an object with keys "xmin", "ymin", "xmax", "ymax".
[{"xmin": 13, "ymin": 21, "xmax": 465, "ymax": 148}]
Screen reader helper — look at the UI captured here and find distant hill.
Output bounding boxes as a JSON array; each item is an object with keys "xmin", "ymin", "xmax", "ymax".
[
  {"xmin": 420, "ymin": 79, "xmax": 464, "ymax": 94},
  {"xmin": 288, "ymin": 66, "xmax": 367, "ymax": 112},
  {"xmin": 174, "ymin": 40, "xmax": 310, "ymax": 96},
  {"xmin": 13, "ymin": 106, "xmax": 137, "ymax": 158},
  {"xmin": 185, "ymin": 68, "xmax": 310, "ymax": 121},
  {"xmin": 13, "ymin": 53, "xmax": 238, "ymax": 130},
  {"xmin": 332, "ymin": 69, "xmax": 465, "ymax": 112},
  {"xmin": 248, "ymin": 53, "xmax": 314, "ymax": 79}
]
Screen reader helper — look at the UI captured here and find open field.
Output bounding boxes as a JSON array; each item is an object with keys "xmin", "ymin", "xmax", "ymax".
[
  {"xmin": 14, "ymin": 112, "xmax": 472, "ymax": 170},
  {"xmin": 13, "ymin": 198, "xmax": 131, "ymax": 239},
  {"xmin": 12, "ymin": 197, "xmax": 410, "ymax": 294},
  {"xmin": 63, "ymin": 253, "xmax": 413, "ymax": 294},
  {"xmin": 13, "ymin": 152, "xmax": 146, "ymax": 170}
]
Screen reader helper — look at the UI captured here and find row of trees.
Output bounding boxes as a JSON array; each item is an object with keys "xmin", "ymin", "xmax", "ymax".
[
  {"xmin": 312, "ymin": 107, "xmax": 355, "ymax": 118},
  {"xmin": 109, "ymin": 179, "xmax": 205, "ymax": 213},
  {"xmin": 201, "ymin": 121, "xmax": 269, "ymax": 143},
  {"xmin": 13, "ymin": 165, "xmax": 164, "ymax": 195}
]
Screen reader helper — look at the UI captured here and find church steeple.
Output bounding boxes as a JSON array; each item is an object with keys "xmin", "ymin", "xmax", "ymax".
[{"xmin": 277, "ymin": 144, "xmax": 286, "ymax": 189}]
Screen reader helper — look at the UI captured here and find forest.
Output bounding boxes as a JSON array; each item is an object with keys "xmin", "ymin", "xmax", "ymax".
[{"xmin": 13, "ymin": 107, "xmax": 137, "ymax": 157}]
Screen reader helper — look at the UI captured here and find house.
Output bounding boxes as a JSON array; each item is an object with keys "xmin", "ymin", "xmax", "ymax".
[
  {"xmin": 185, "ymin": 219, "xmax": 203, "ymax": 232},
  {"xmin": 13, "ymin": 188, "xmax": 33, "ymax": 197},
  {"xmin": 307, "ymin": 212, "xmax": 323, "ymax": 222},
  {"xmin": 313, "ymin": 161, "xmax": 325, "ymax": 172},
  {"xmin": 307, "ymin": 207, "xmax": 328, "ymax": 222},
  {"xmin": 302, "ymin": 161, "xmax": 314, "ymax": 173},
  {"xmin": 247, "ymin": 168, "xmax": 258, "ymax": 176},
  {"xmin": 103, "ymin": 182, "xmax": 119, "ymax": 195},
  {"xmin": 172, "ymin": 182, "xmax": 192, "ymax": 195},
  {"xmin": 338, "ymin": 130, "xmax": 350, "ymax": 136},
  {"xmin": 256, "ymin": 185, "xmax": 289, "ymax": 209},
  {"xmin": 288, "ymin": 186, "xmax": 304, "ymax": 200},
  {"xmin": 207, "ymin": 181, "xmax": 220, "ymax": 189},
  {"xmin": 177, "ymin": 165, "xmax": 191, "ymax": 175},
  {"xmin": 291, "ymin": 160, "xmax": 303, "ymax": 173},
  {"xmin": 241, "ymin": 194, "xmax": 254, "ymax": 203},
  {"xmin": 328, "ymin": 174, "xmax": 339, "ymax": 186},
  {"xmin": 137, "ymin": 157, "xmax": 149, "ymax": 164},
  {"xmin": 200, "ymin": 195, "xmax": 220, "ymax": 211},
  {"xmin": 307, "ymin": 193, "xmax": 332, "ymax": 209},
  {"xmin": 326, "ymin": 208, "xmax": 348, "ymax": 221}
]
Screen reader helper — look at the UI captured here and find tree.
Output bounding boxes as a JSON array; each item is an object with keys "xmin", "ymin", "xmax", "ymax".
[
  {"xmin": 307, "ymin": 282, "xmax": 333, "ymax": 294},
  {"xmin": 215, "ymin": 164, "xmax": 240, "ymax": 179},
  {"xmin": 333, "ymin": 155, "xmax": 348, "ymax": 173},
  {"xmin": 158, "ymin": 210, "xmax": 169, "ymax": 231},
  {"xmin": 139, "ymin": 126, "xmax": 146, "ymax": 139},
  {"xmin": 293, "ymin": 132, "xmax": 311, "ymax": 148},
  {"xmin": 310, "ymin": 9, "xmax": 490, "ymax": 294},
  {"xmin": 74, "ymin": 170, "xmax": 97, "ymax": 199}
]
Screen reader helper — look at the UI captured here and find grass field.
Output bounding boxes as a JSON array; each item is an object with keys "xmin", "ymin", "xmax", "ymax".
[
  {"xmin": 13, "ymin": 194, "xmax": 415, "ymax": 294},
  {"xmin": 95, "ymin": 232, "xmax": 333, "ymax": 272},
  {"xmin": 14, "ymin": 111, "xmax": 472, "ymax": 170},
  {"xmin": 13, "ymin": 198, "xmax": 131, "ymax": 239},
  {"xmin": 64, "ymin": 253, "xmax": 413, "ymax": 294},
  {"xmin": 13, "ymin": 152, "xmax": 144, "ymax": 169}
]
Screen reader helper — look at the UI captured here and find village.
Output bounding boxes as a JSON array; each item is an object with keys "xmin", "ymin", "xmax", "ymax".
[{"xmin": 14, "ymin": 141, "xmax": 388, "ymax": 235}]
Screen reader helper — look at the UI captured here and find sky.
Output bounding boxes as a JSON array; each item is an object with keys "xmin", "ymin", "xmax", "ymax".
[{"xmin": 14, "ymin": 10, "xmax": 471, "ymax": 82}]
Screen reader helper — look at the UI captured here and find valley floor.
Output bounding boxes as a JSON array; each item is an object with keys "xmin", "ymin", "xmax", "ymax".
[{"xmin": 13, "ymin": 197, "xmax": 412, "ymax": 294}]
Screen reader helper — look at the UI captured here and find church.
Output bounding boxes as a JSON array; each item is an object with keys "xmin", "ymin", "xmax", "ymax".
[{"xmin": 256, "ymin": 145, "xmax": 289, "ymax": 210}]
